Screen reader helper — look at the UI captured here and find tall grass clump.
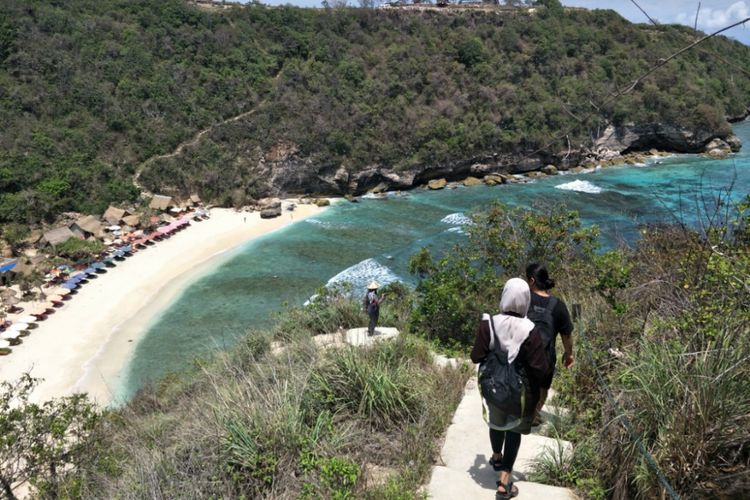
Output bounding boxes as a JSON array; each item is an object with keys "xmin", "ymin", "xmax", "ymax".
[
  {"xmin": 537, "ymin": 196, "xmax": 750, "ymax": 499},
  {"xmin": 309, "ymin": 335, "xmax": 434, "ymax": 428}
]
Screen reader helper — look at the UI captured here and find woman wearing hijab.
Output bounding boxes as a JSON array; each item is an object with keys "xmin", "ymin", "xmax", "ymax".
[{"xmin": 471, "ymin": 278, "xmax": 550, "ymax": 499}]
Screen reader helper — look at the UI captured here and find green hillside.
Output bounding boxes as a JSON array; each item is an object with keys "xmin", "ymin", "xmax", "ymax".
[{"xmin": 1, "ymin": 0, "xmax": 749, "ymax": 223}]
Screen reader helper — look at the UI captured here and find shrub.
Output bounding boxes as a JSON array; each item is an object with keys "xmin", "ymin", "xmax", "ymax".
[
  {"xmin": 409, "ymin": 202, "xmax": 597, "ymax": 349},
  {"xmin": 0, "ymin": 375, "xmax": 100, "ymax": 500}
]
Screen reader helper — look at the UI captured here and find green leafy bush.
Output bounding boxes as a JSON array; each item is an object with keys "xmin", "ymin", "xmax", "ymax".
[{"xmin": 409, "ymin": 202, "xmax": 597, "ymax": 349}]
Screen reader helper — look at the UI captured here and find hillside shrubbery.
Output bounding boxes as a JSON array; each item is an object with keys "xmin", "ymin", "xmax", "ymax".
[
  {"xmin": 408, "ymin": 195, "xmax": 750, "ymax": 498},
  {"xmin": 2, "ymin": 1, "xmax": 750, "ymax": 223},
  {"xmin": 3, "ymin": 295, "xmax": 465, "ymax": 499}
]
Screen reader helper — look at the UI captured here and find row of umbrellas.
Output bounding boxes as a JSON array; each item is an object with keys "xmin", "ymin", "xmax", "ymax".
[
  {"xmin": 1, "ymin": 311, "xmax": 45, "ymax": 343},
  {"xmin": 1, "ymin": 215, "xmax": 198, "ymax": 354},
  {"xmin": 0, "ymin": 287, "xmax": 72, "ymax": 349}
]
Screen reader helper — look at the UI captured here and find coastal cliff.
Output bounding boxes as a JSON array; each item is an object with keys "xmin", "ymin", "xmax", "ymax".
[{"xmin": 143, "ymin": 118, "xmax": 747, "ymax": 197}]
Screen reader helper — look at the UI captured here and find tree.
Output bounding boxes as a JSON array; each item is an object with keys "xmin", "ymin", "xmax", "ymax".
[
  {"xmin": 1, "ymin": 223, "xmax": 29, "ymax": 256},
  {"xmin": 0, "ymin": 375, "xmax": 100, "ymax": 500},
  {"xmin": 54, "ymin": 238, "xmax": 105, "ymax": 262}
]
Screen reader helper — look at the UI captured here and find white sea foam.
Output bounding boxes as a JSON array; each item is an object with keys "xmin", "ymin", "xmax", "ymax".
[
  {"xmin": 441, "ymin": 213, "xmax": 473, "ymax": 225},
  {"xmin": 325, "ymin": 258, "xmax": 400, "ymax": 293},
  {"xmin": 555, "ymin": 180, "xmax": 603, "ymax": 194},
  {"xmin": 361, "ymin": 192, "xmax": 389, "ymax": 199},
  {"xmin": 303, "ymin": 293, "xmax": 319, "ymax": 306},
  {"xmin": 305, "ymin": 218, "xmax": 334, "ymax": 229},
  {"xmin": 446, "ymin": 227, "xmax": 465, "ymax": 234}
]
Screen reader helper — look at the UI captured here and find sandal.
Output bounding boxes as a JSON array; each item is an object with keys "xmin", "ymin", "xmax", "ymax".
[
  {"xmin": 495, "ymin": 479, "xmax": 518, "ymax": 499},
  {"xmin": 488, "ymin": 453, "xmax": 503, "ymax": 471}
]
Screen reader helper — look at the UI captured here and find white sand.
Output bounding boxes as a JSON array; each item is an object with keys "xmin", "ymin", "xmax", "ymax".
[{"xmin": 0, "ymin": 202, "xmax": 327, "ymax": 405}]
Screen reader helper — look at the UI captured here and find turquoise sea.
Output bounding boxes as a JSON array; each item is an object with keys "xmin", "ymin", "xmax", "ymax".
[{"xmin": 116, "ymin": 121, "xmax": 750, "ymax": 402}]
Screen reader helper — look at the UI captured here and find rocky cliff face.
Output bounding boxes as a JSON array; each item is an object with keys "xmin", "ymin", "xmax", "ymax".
[
  {"xmin": 591, "ymin": 123, "xmax": 741, "ymax": 158},
  {"xmin": 252, "ymin": 120, "xmax": 743, "ymax": 197}
]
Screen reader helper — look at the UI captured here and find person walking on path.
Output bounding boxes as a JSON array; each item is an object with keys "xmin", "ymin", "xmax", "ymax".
[
  {"xmin": 471, "ymin": 278, "xmax": 550, "ymax": 499},
  {"xmin": 363, "ymin": 281, "xmax": 386, "ymax": 335},
  {"xmin": 526, "ymin": 263, "xmax": 574, "ymax": 426}
]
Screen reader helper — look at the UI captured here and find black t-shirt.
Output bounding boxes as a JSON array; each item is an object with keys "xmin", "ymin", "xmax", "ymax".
[{"xmin": 529, "ymin": 292, "xmax": 573, "ymax": 341}]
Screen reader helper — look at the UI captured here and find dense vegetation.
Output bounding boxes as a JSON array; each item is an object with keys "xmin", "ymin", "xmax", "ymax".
[
  {"xmin": 2, "ymin": 0, "xmax": 750, "ymax": 225},
  {"xmin": 407, "ymin": 195, "xmax": 750, "ymax": 498}
]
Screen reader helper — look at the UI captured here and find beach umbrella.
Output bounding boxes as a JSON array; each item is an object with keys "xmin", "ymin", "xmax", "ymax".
[
  {"xmin": 47, "ymin": 295, "xmax": 64, "ymax": 304},
  {"xmin": 2, "ymin": 330, "xmax": 20, "ymax": 339},
  {"xmin": 34, "ymin": 302, "xmax": 55, "ymax": 313},
  {"xmin": 84, "ymin": 267, "xmax": 96, "ymax": 275},
  {"xmin": 92, "ymin": 262, "xmax": 105, "ymax": 270},
  {"xmin": 0, "ymin": 339, "xmax": 9, "ymax": 349},
  {"xmin": 62, "ymin": 281, "xmax": 78, "ymax": 290},
  {"xmin": 53, "ymin": 288, "xmax": 71, "ymax": 296},
  {"xmin": 18, "ymin": 315, "xmax": 37, "ymax": 323},
  {"xmin": 9, "ymin": 323, "xmax": 28, "ymax": 332}
]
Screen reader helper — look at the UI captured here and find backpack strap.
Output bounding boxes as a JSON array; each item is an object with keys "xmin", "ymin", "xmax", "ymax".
[{"xmin": 482, "ymin": 313, "xmax": 501, "ymax": 353}]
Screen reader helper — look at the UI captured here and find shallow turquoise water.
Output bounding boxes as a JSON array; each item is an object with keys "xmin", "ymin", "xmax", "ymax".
[{"xmin": 117, "ymin": 121, "xmax": 750, "ymax": 401}]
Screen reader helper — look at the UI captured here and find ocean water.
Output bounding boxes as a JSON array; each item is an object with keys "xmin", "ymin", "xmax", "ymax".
[{"xmin": 117, "ymin": 121, "xmax": 750, "ymax": 401}]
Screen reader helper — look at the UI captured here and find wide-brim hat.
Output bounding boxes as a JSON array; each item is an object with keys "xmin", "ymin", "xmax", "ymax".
[{"xmin": 366, "ymin": 281, "xmax": 380, "ymax": 290}]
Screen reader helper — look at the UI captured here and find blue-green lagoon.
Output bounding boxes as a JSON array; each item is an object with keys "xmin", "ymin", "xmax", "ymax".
[{"xmin": 116, "ymin": 120, "xmax": 750, "ymax": 402}]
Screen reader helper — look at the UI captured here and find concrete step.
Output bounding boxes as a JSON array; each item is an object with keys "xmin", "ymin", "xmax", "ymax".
[
  {"xmin": 439, "ymin": 379, "xmax": 572, "ymax": 477},
  {"xmin": 428, "ymin": 464, "xmax": 576, "ymax": 499},
  {"xmin": 428, "ymin": 378, "xmax": 577, "ymax": 499},
  {"xmin": 271, "ymin": 327, "xmax": 399, "ymax": 354}
]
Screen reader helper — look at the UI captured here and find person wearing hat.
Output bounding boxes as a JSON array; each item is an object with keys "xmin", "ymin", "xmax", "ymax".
[{"xmin": 363, "ymin": 281, "xmax": 386, "ymax": 335}]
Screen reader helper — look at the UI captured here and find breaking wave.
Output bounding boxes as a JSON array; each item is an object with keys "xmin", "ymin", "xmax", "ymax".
[
  {"xmin": 555, "ymin": 180, "xmax": 603, "ymax": 194},
  {"xmin": 325, "ymin": 258, "xmax": 401, "ymax": 293},
  {"xmin": 441, "ymin": 213, "xmax": 473, "ymax": 225}
]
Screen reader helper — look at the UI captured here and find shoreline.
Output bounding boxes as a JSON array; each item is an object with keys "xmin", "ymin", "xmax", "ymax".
[{"xmin": 0, "ymin": 202, "xmax": 328, "ymax": 406}]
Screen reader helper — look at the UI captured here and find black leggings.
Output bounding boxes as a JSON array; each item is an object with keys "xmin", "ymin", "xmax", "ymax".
[{"xmin": 489, "ymin": 429, "xmax": 521, "ymax": 473}]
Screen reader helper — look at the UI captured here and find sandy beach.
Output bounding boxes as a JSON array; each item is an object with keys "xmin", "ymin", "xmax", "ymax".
[{"xmin": 0, "ymin": 202, "xmax": 326, "ymax": 405}]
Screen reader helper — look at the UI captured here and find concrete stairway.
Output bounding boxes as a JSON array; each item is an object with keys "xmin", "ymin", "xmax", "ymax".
[{"xmin": 427, "ymin": 377, "xmax": 577, "ymax": 499}]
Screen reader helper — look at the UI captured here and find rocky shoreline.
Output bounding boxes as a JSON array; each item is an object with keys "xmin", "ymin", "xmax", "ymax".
[{"xmin": 258, "ymin": 119, "xmax": 746, "ymax": 198}]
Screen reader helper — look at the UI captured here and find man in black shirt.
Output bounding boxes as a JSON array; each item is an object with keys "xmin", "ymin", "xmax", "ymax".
[{"xmin": 526, "ymin": 263, "xmax": 574, "ymax": 425}]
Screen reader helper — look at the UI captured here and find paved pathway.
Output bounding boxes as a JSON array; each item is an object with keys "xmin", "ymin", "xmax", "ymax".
[
  {"xmin": 427, "ymin": 377, "xmax": 577, "ymax": 499},
  {"xmin": 281, "ymin": 327, "xmax": 576, "ymax": 498}
]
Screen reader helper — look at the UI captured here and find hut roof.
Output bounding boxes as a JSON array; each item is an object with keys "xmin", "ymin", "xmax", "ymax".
[
  {"xmin": 40, "ymin": 227, "xmax": 76, "ymax": 247},
  {"xmin": 74, "ymin": 215, "xmax": 103, "ymax": 235},
  {"xmin": 190, "ymin": 194, "xmax": 201, "ymax": 203},
  {"xmin": 122, "ymin": 215, "xmax": 141, "ymax": 227},
  {"xmin": 149, "ymin": 195, "xmax": 173, "ymax": 211},
  {"xmin": 103, "ymin": 206, "xmax": 126, "ymax": 225}
]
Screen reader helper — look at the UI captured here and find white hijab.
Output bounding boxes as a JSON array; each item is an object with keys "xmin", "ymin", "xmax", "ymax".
[{"xmin": 483, "ymin": 278, "xmax": 536, "ymax": 363}]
